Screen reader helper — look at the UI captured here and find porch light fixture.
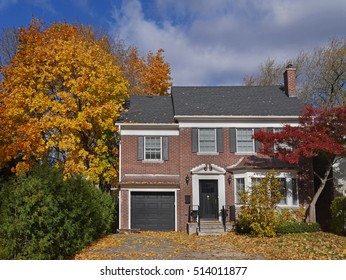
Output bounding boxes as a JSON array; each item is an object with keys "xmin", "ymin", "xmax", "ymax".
[
  {"xmin": 227, "ymin": 175, "xmax": 232, "ymax": 185},
  {"xmin": 185, "ymin": 175, "xmax": 190, "ymax": 185}
]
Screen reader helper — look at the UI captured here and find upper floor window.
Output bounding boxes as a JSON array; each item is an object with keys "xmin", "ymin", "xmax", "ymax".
[
  {"xmin": 199, "ymin": 129, "xmax": 216, "ymax": 152},
  {"xmin": 137, "ymin": 136, "xmax": 168, "ymax": 161},
  {"xmin": 273, "ymin": 128, "xmax": 291, "ymax": 152},
  {"xmin": 192, "ymin": 128, "xmax": 224, "ymax": 153},
  {"xmin": 144, "ymin": 136, "xmax": 161, "ymax": 160},
  {"xmin": 237, "ymin": 128, "xmax": 254, "ymax": 153},
  {"xmin": 230, "ymin": 128, "xmax": 260, "ymax": 153}
]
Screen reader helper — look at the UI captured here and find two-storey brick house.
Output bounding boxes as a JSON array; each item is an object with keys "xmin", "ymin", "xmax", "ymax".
[{"xmin": 117, "ymin": 66, "xmax": 314, "ymax": 233}]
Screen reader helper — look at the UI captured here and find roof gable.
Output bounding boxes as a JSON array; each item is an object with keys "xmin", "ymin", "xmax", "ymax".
[{"xmin": 119, "ymin": 95, "xmax": 175, "ymax": 123}]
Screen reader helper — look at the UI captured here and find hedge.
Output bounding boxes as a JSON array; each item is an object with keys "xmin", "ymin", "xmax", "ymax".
[
  {"xmin": 275, "ymin": 222, "xmax": 321, "ymax": 235},
  {"xmin": 0, "ymin": 164, "xmax": 115, "ymax": 259},
  {"xmin": 331, "ymin": 197, "xmax": 346, "ymax": 236}
]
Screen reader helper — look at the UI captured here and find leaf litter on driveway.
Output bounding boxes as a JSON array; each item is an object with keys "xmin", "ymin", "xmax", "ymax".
[
  {"xmin": 73, "ymin": 231, "xmax": 346, "ymax": 260},
  {"xmin": 74, "ymin": 231, "xmax": 262, "ymax": 260}
]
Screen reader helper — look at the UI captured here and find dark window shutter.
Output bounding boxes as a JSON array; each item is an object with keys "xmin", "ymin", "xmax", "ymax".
[
  {"xmin": 267, "ymin": 127, "xmax": 274, "ymax": 133},
  {"xmin": 162, "ymin": 136, "xmax": 169, "ymax": 160},
  {"xmin": 192, "ymin": 128, "xmax": 198, "ymax": 153},
  {"xmin": 230, "ymin": 128, "xmax": 236, "ymax": 152},
  {"xmin": 137, "ymin": 136, "xmax": 144, "ymax": 160},
  {"xmin": 216, "ymin": 128, "xmax": 224, "ymax": 153},
  {"xmin": 254, "ymin": 128, "xmax": 261, "ymax": 152}
]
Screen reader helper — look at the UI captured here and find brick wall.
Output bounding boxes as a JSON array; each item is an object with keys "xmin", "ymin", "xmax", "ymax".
[
  {"xmin": 119, "ymin": 127, "xmax": 314, "ymax": 231},
  {"xmin": 120, "ymin": 135, "xmax": 180, "ymax": 176},
  {"xmin": 120, "ymin": 189, "xmax": 129, "ymax": 229},
  {"xmin": 177, "ymin": 128, "xmax": 242, "ymax": 230}
]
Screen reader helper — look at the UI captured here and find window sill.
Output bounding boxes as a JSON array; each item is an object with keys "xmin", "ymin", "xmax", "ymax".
[
  {"xmin": 235, "ymin": 204, "xmax": 299, "ymax": 208},
  {"xmin": 142, "ymin": 160, "xmax": 164, "ymax": 163},
  {"xmin": 197, "ymin": 152, "xmax": 219, "ymax": 156},
  {"xmin": 235, "ymin": 152, "xmax": 257, "ymax": 156},
  {"xmin": 277, "ymin": 205, "xmax": 300, "ymax": 208}
]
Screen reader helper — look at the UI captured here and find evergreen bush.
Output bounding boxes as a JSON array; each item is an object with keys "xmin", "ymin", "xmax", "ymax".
[
  {"xmin": 330, "ymin": 197, "xmax": 346, "ymax": 236},
  {"xmin": 275, "ymin": 222, "xmax": 321, "ymax": 234},
  {"xmin": 0, "ymin": 164, "xmax": 115, "ymax": 259}
]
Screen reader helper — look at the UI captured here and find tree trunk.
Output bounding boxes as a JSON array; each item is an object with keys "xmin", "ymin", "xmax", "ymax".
[{"xmin": 306, "ymin": 160, "xmax": 333, "ymax": 223}]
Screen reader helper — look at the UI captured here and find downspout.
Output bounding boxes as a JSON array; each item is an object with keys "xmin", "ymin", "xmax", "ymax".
[{"xmin": 117, "ymin": 124, "xmax": 122, "ymax": 229}]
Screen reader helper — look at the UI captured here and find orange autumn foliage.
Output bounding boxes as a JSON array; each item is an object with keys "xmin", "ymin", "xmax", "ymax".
[
  {"xmin": 122, "ymin": 47, "xmax": 172, "ymax": 96},
  {"xmin": 0, "ymin": 19, "xmax": 128, "ymax": 188}
]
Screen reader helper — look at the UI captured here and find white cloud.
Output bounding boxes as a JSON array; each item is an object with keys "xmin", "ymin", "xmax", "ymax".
[{"xmin": 110, "ymin": 0, "xmax": 346, "ymax": 85}]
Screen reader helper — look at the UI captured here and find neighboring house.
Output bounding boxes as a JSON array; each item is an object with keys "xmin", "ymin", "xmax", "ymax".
[
  {"xmin": 334, "ymin": 157, "xmax": 346, "ymax": 197},
  {"xmin": 116, "ymin": 66, "xmax": 314, "ymax": 234}
]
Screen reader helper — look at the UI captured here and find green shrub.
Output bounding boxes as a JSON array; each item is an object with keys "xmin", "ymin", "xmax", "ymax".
[
  {"xmin": 330, "ymin": 197, "xmax": 346, "ymax": 236},
  {"xmin": 275, "ymin": 222, "xmax": 321, "ymax": 234},
  {"xmin": 0, "ymin": 164, "xmax": 115, "ymax": 259},
  {"xmin": 235, "ymin": 214, "xmax": 252, "ymax": 235}
]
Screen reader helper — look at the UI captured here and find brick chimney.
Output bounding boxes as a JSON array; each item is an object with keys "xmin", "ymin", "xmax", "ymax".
[{"xmin": 283, "ymin": 64, "xmax": 296, "ymax": 97}]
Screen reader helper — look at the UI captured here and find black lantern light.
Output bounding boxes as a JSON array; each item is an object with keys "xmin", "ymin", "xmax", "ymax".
[
  {"xmin": 185, "ymin": 175, "xmax": 190, "ymax": 185},
  {"xmin": 227, "ymin": 175, "xmax": 232, "ymax": 185}
]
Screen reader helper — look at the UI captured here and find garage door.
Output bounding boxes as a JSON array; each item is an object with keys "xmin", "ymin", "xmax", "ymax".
[{"xmin": 131, "ymin": 192, "xmax": 175, "ymax": 231}]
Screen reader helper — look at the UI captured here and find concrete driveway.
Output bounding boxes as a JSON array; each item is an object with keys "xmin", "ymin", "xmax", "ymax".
[{"xmin": 73, "ymin": 231, "xmax": 264, "ymax": 260}]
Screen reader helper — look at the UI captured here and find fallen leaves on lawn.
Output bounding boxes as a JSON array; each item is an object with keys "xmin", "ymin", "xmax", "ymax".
[{"xmin": 73, "ymin": 231, "xmax": 346, "ymax": 260}]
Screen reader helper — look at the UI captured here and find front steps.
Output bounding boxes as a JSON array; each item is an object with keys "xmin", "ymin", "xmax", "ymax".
[{"xmin": 187, "ymin": 221, "xmax": 234, "ymax": 235}]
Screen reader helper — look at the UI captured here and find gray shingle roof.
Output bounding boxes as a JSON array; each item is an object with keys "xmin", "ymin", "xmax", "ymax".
[
  {"xmin": 227, "ymin": 155, "xmax": 298, "ymax": 171},
  {"xmin": 118, "ymin": 95, "xmax": 175, "ymax": 123},
  {"xmin": 119, "ymin": 86, "xmax": 304, "ymax": 123},
  {"xmin": 171, "ymin": 86, "xmax": 304, "ymax": 116}
]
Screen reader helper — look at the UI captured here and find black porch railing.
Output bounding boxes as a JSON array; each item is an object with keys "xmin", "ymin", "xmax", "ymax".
[
  {"xmin": 221, "ymin": 206, "xmax": 228, "ymax": 231},
  {"xmin": 221, "ymin": 205, "xmax": 237, "ymax": 231},
  {"xmin": 190, "ymin": 205, "xmax": 237, "ymax": 233},
  {"xmin": 189, "ymin": 205, "xmax": 200, "ymax": 231}
]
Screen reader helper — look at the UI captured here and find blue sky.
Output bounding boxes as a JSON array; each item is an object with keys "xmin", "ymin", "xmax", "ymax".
[{"xmin": 1, "ymin": 0, "xmax": 345, "ymax": 86}]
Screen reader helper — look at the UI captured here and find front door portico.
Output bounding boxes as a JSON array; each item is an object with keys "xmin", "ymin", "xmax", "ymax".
[{"xmin": 191, "ymin": 164, "xmax": 226, "ymax": 222}]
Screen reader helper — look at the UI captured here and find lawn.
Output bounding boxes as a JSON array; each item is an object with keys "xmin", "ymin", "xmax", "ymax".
[{"xmin": 74, "ymin": 231, "xmax": 346, "ymax": 260}]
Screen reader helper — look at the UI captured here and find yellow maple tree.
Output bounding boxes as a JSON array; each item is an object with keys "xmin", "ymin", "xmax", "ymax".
[
  {"xmin": 121, "ymin": 47, "xmax": 172, "ymax": 96},
  {"xmin": 0, "ymin": 19, "xmax": 128, "ymax": 189}
]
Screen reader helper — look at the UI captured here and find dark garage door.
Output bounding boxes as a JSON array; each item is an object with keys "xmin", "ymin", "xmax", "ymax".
[{"xmin": 131, "ymin": 192, "xmax": 175, "ymax": 231}]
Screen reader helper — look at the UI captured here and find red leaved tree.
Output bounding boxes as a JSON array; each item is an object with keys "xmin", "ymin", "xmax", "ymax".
[{"xmin": 254, "ymin": 106, "xmax": 346, "ymax": 222}]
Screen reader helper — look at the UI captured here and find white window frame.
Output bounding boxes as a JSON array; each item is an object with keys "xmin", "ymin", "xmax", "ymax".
[
  {"xmin": 235, "ymin": 177, "xmax": 245, "ymax": 204},
  {"xmin": 233, "ymin": 171, "xmax": 299, "ymax": 207},
  {"xmin": 236, "ymin": 128, "xmax": 255, "ymax": 153},
  {"xmin": 198, "ymin": 128, "xmax": 217, "ymax": 153},
  {"xmin": 144, "ymin": 136, "xmax": 162, "ymax": 161}
]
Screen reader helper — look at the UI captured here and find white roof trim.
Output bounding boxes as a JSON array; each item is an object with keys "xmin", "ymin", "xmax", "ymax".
[{"xmin": 174, "ymin": 115, "xmax": 300, "ymax": 121}]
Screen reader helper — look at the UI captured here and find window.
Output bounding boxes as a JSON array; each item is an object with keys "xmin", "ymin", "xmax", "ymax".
[
  {"xmin": 235, "ymin": 173, "xmax": 299, "ymax": 207},
  {"xmin": 137, "ymin": 136, "xmax": 169, "ymax": 161},
  {"xmin": 199, "ymin": 129, "xmax": 216, "ymax": 152},
  {"xmin": 252, "ymin": 176, "xmax": 298, "ymax": 206},
  {"xmin": 144, "ymin": 136, "xmax": 161, "ymax": 160},
  {"xmin": 292, "ymin": 178, "xmax": 298, "ymax": 205},
  {"xmin": 273, "ymin": 128, "xmax": 291, "ymax": 151},
  {"xmin": 235, "ymin": 178, "xmax": 245, "ymax": 204},
  {"xmin": 279, "ymin": 178, "xmax": 287, "ymax": 205},
  {"xmin": 192, "ymin": 128, "xmax": 223, "ymax": 153},
  {"xmin": 237, "ymin": 128, "xmax": 254, "ymax": 153}
]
